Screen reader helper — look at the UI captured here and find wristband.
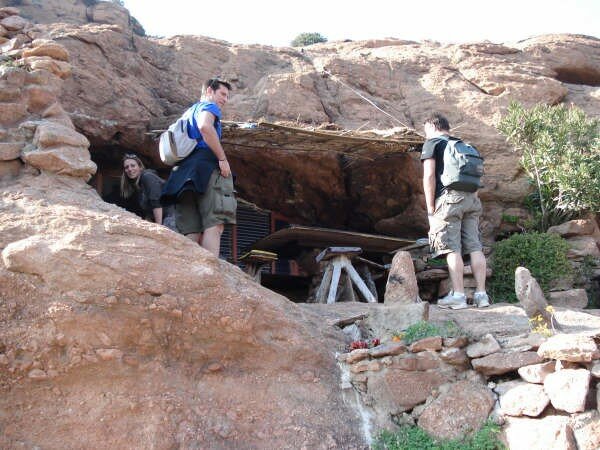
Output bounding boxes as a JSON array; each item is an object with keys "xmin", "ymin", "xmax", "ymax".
[{"xmin": 218, "ymin": 158, "xmax": 227, "ymax": 162}]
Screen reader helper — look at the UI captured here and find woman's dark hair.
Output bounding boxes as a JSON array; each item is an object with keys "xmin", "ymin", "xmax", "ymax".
[{"xmin": 120, "ymin": 153, "xmax": 145, "ymax": 199}]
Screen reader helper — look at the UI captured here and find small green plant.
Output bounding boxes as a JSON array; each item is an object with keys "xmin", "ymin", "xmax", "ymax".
[
  {"xmin": 291, "ymin": 32, "xmax": 327, "ymax": 47},
  {"xmin": 489, "ymin": 232, "xmax": 571, "ymax": 303},
  {"xmin": 372, "ymin": 421, "xmax": 505, "ymax": 450},
  {"xmin": 403, "ymin": 321, "xmax": 442, "ymax": 344},
  {"xmin": 402, "ymin": 320, "xmax": 461, "ymax": 345}
]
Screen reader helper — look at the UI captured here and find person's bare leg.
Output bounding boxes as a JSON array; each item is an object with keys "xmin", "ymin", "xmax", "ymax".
[
  {"xmin": 185, "ymin": 233, "xmax": 201, "ymax": 244},
  {"xmin": 200, "ymin": 224, "xmax": 224, "ymax": 257},
  {"xmin": 446, "ymin": 251, "xmax": 464, "ymax": 293},
  {"xmin": 470, "ymin": 250, "xmax": 487, "ymax": 292}
]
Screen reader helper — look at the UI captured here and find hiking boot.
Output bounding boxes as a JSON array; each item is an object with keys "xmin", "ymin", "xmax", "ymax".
[
  {"xmin": 437, "ymin": 291, "xmax": 468, "ymax": 310},
  {"xmin": 474, "ymin": 291, "xmax": 490, "ymax": 308}
]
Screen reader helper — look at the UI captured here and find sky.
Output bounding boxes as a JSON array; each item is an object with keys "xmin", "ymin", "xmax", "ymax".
[{"xmin": 121, "ymin": 0, "xmax": 599, "ymax": 47}]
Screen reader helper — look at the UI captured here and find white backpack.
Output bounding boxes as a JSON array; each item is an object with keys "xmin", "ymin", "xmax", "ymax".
[{"xmin": 158, "ymin": 104, "xmax": 200, "ymax": 166}]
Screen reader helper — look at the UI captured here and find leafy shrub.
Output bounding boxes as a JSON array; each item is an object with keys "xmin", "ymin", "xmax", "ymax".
[
  {"xmin": 373, "ymin": 421, "xmax": 505, "ymax": 450},
  {"xmin": 291, "ymin": 32, "xmax": 327, "ymax": 47},
  {"xmin": 402, "ymin": 320, "xmax": 461, "ymax": 344},
  {"xmin": 489, "ymin": 232, "xmax": 571, "ymax": 303},
  {"xmin": 498, "ymin": 102, "xmax": 600, "ymax": 231}
]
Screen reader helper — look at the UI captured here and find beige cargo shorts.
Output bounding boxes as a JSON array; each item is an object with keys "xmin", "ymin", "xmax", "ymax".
[
  {"xmin": 176, "ymin": 170, "xmax": 237, "ymax": 234},
  {"xmin": 428, "ymin": 190, "xmax": 483, "ymax": 258}
]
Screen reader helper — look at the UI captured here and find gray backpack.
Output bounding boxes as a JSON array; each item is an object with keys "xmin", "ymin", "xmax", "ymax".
[{"xmin": 440, "ymin": 136, "xmax": 484, "ymax": 192}]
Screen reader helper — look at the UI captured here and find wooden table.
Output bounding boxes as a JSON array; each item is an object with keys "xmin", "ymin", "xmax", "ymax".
[
  {"xmin": 314, "ymin": 247, "xmax": 377, "ymax": 304},
  {"xmin": 238, "ymin": 250, "xmax": 278, "ymax": 283}
]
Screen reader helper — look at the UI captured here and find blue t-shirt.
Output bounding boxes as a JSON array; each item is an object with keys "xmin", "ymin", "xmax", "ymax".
[{"xmin": 160, "ymin": 102, "xmax": 223, "ymax": 204}]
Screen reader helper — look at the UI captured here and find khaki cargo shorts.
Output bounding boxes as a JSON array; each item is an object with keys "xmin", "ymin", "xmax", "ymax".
[
  {"xmin": 176, "ymin": 170, "xmax": 237, "ymax": 234},
  {"xmin": 428, "ymin": 190, "xmax": 483, "ymax": 258}
]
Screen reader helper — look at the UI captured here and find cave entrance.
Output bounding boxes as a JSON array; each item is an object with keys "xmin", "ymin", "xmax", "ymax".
[{"xmin": 88, "ymin": 120, "xmax": 425, "ymax": 303}]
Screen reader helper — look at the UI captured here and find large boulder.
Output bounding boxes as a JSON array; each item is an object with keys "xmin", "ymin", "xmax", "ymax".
[{"xmin": 0, "ymin": 173, "xmax": 367, "ymax": 449}]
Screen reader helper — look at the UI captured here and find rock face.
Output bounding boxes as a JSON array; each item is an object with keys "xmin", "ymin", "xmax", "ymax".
[{"xmin": 8, "ymin": 1, "xmax": 600, "ymax": 238}]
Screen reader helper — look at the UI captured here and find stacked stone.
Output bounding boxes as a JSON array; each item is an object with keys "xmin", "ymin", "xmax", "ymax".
[
  {"xmin": 337, "ymin": 333, "xmax": 495, "ymax": 440},
  {"xmin": 0, "ymin": 6, "xmax": 95, "ymax": 184},
  {"xmin": 546, "ymin": 219, "xmax": 600, "ymax": 308},
  {"xmin": 338, "ymin": 324, "xmax": 600, "ymax": 446},
  {"xmin": 495, "ymin": 333, "xmax": 600, "ymax": 449}
]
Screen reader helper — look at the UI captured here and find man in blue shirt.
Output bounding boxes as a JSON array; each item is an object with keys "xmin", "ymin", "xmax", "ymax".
[{"xmin": 161, "ymin": 79, "xmax": 237, "ymax": 256}]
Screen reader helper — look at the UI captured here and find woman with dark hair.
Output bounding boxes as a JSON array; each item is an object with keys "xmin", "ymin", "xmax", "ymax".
[{"xmin": 120, "ymin": 153, "xmax": 177, "ymax": 230}]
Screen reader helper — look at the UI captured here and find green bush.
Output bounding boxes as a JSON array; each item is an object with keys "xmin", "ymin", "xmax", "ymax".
[
  {"xmin": 291, "ymin": 32, "xmax": 327, "ymax": 47},
  {"xmin": 373, "ymin": 421, "xmax": 505, "ymax": 450},
  {"xmin": 402, "ymin": 320, "xmax": 461, "ymax": 344},
  {"xmin": 498, "ymin": 102, "xmax": 600, "ymax": 231},
  {"xmin": 489, "ymin": 232, "xmax": 571, "ymax": 303}
]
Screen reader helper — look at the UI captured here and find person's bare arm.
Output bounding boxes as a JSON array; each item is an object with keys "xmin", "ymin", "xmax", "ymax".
[
  {"xmin": 423, "ymin": 158, "xmax": 436, "ymax": 215},
  {"xmin": 152, "ymin": 207, "xmax": 163, "ymax": 224},
  {"xmin": 198, "ymin": 110, "xmax": 231, "ymax": 177}
]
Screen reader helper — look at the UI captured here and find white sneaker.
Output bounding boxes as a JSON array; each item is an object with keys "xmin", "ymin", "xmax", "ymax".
[
  {"xmin": 474, "ymin": 291, "xmax": 490, "ymax": 308},
  {"xmin": 438, "ymin": 291, "xmax": 468, "ymax": 310}
]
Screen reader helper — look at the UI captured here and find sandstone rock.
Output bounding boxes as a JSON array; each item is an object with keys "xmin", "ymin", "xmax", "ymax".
[
  {"xmin": 25, "ymin": 85, "xmax": 58, "ymax": 113},
  {"xmin": 95, "ymin": 348, "xmax": 123, "ymax": 361},
  {"xmin": 471, "ymin": 351, "xmax": 544, "ymax": 376},
  {"xmin": 33, "ymin": 122, "xmax": 89, "ymax": 149},
  {"xmin": 0, "ymin": 85, "xmax": 20, "ymax": 102},
  {"xmin": 497, "ymin": 380, "xmax": 550, "ymax": 417},
  {"xmin": 21, "ymin": 56, "xmax": 72, "ymax": 79},
  {"xmin": 440, "ymin": 347, "xmax": 469, "ymax": 366},
  {"xmin": 409, "ymin": 336, "xmax": 442, "ymax": 353},
  {"xmin": 22, "ymin": 146, "xmax": 96, "ymax": 178},
  {"xmin": 443, "ymin": 336, "xmax": 469, "ymax": 348},
  {"xmin": 0, "ymin": 7, "xmax": 20, "ymax": 19},
  {"xmin": 0, "ymin": 142, "xmax": 23, "ymax": 160},
  {"xmin": 346, "ymin": 349, "xmax": 370, "ymax": 364},
  {"xmin": 0, "ymin": 177, "xmax": 367, "ymax": 450},
  {"xmin": 515, "ymin": 266, "xmax": 553, "ymax": 327},
  {"xmin": 537, "ymin": 333, "xmax": 599, "ymax": 362},
  {"xmin": 22, "ymin": 42, "xmax": 70, "ymax": 62},
  {"xmin": 88, "ymin": 2, "xmax": 131, "ymax": 30},
  {"xmin": 504, "ymin": 416, "xmax": 576, "ymax": 450},
  {"xmin": 384, "ymin": 251, "xmax": 419, "ymax": 304},
  {"xmin": 0, "ymin": 66, "xmax": 26, "ymax": 86},
  {"xmin": 466, "ymin": 333, "xmax": 501, "ymax": 358},
  {"xmin": 518, "ymin": 361, "xmax": 555, "ymax": 383},
  {"xmin": 544, "ymin": 369, "xmax": 591, "ymax": 413},
  {"xmin": 566, "ymin": 236, "xmax": 600, "ymax": 259},
  {"xmin": 0, "ymin": 15, "xmax": 28, "ymax": 31},
  {"xmin": 0, "ymin": 159, "xmax": 21, "ymax": 181},
  {"xmin": 548, "ymin": 219, "xmax": 598, "ymax": 238},
  {"xmin": 361, "ymin": 302, "xmax": 428, "ymax": 341},
  {"xmin": 571, "ymin": 412, "xmax": 600, "ymax": 450},
  {"xmin": 418, "ymin": 380, "xmax": 494, "ymax": 440},
  {"xmin": 500, "ymin": 332, "xmax": 547, "ymax": 351},
  {"xmin": 367, "ymin": 368, "xmax": 451, "ymax": 413},
  {"xmin": 369, "ymin": 342, "xmax": 407, "ymax": 358},
  {"xmin": 0, "ymin": 102, "xmax": 27, "ymax": 125},
  {"xmin": 547, "ymin": 289, "xmax": 589, "ymax": 309}
]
